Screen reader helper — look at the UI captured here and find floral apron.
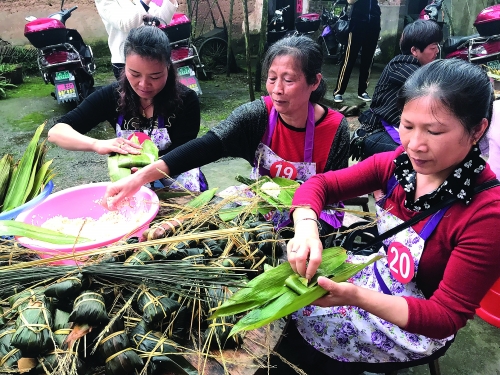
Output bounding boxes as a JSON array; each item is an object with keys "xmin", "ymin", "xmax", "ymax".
[
  {"xmin": 250, "ymin": 102, "xmax": 344, "ymax": 229},
  {"xmin": 116, "ymin": 115, "xmax": 207, "ymax": 192},
  {"xmin": 294, "ymin": 176, "xmax": 453, "ymax": 363}
]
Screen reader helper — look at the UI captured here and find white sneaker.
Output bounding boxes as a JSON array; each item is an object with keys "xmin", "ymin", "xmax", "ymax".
[
  {"xmin": 334, "ymin": 94, "xmax": 343, "ymax": 103},
  {"xmin": 358, "ymin": 93, "xmax": 372, "ymax": 102}
]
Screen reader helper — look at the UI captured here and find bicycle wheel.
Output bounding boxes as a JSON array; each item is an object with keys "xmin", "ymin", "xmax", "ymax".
[{"xmin": 199, "ymin": 37, "xmax": 228, "ymax": 74}]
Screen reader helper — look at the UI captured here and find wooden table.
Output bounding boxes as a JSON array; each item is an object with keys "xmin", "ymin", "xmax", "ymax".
[{"xmin": 187, "ymin": 319, "xmax": 287, "ymax": 374}]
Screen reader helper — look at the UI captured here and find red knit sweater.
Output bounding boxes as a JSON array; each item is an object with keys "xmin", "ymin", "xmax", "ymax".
[{"xmin": 292, "ymin": 147, "xmax": 500, "ymax": 339}]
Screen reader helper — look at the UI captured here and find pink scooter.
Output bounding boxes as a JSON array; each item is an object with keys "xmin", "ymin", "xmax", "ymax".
[{"xmin": 422, "ymin": 1, "xmax": 500, "ymax": 64}]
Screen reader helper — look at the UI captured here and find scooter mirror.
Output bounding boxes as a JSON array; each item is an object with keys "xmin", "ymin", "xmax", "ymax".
[{"xmin": 25, "ymin": 16, "xmax": 37, "ymax": 22}]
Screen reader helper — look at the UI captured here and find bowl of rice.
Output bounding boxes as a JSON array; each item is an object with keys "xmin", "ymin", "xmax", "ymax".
[{"xmin": 15, "ymin": 182, "xmax": 159, "ymax": 263}]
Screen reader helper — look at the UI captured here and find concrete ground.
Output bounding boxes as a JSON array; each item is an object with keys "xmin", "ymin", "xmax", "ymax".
[{"xmin": 1, "ymin": 59, "xmax": 499, "ymax": 375}]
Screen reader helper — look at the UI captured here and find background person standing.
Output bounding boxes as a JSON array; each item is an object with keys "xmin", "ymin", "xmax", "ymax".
[
  {"xmin": 333, "ymin": 0, "xmax": 381, "ymax": 103},
  {"xmin": 95, "ymin": 0, "xmax": 178, "ymax": 80}
]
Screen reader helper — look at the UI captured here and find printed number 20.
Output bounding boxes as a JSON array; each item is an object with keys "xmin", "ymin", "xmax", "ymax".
[{"xmin": 387, "ymin": 243, "xmax": 414, "ymax": 284}]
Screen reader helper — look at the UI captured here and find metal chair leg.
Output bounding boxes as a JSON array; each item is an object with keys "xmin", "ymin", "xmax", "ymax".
[{"xmin": 429, "ymin": 359, "xmax": 441, "ymax": 375}]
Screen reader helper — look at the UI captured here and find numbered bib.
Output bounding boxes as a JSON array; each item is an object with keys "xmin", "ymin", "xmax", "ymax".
[
  {"xmin": 387, "ymin": 242, "xmax": 415, "ymax": 284},
  {"xmin": 270, "ymin": 161, "xmax": 297, "ymax": 180}
]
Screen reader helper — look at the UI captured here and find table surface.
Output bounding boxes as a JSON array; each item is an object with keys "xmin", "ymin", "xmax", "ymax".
[{"xmin": 187, "ymin": 319, "xmax": 287, "ymax": 375}]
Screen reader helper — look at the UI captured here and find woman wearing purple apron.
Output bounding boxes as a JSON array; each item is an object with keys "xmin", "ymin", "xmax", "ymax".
[
  {"xmin": 281, "ymin": 60, "xmax": 500, "ymax": 374},
  {"xmin": 248, "ymin": 99, "xmax": 344, "ymax": 231},
  {"xmin": 48, "ymin": 23, "xmax": 206, "ymax": 192},
  {"xmin": 102, "ymin": 36, "xmax": 350, "ymax": 222}
]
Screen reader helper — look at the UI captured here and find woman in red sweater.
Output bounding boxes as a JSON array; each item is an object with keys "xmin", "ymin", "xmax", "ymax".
[{"xmin": 282, "ymin": 59, "xmax": 500, "ymax": 373}]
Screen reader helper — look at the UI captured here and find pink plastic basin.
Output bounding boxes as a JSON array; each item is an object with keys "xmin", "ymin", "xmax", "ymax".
[{"xmin": 15, "ymin": 182, "xmax": 159, "ymax": 264}]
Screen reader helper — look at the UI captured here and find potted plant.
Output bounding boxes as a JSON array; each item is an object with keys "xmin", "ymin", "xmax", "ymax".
[{"xmin": 0, "ymin": 63, "xmax": 22, "ymax": 85}]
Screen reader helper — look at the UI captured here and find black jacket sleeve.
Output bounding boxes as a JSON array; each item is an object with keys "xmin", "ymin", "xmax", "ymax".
[
  {"xmin": 324, "ymin": 117, "xmax": 350, "ymax": 172},
  {"xmin": 161, "ymin": 99, "xmax": 269, "ymax": 176},
  {"xmin": 161, "ymin": 88, "xmax": 200, "ymax": 155},
  {"xmin": 56, "ymin": 83, "xmax": 118, "ymax": 133}
]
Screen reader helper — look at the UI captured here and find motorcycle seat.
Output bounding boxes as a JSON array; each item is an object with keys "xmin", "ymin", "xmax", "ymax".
[{"xmin": 443, "ymin": 34, "xmax": 480, "ymax": 54}]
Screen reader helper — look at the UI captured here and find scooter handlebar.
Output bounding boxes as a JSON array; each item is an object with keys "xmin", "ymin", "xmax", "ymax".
[{"xmin": 67, "ymin": 6, "xmax": 78, "ymax": 13}]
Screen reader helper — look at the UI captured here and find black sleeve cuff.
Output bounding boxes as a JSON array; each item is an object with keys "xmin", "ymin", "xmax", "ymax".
[{"xmin": 161, "ymin": 132, "xmax": 225, "ymax": 176}]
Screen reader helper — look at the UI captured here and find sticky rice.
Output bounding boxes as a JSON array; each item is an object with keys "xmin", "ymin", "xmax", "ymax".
[{"xmin": 41, "ymin": 211, "xmax": 149, "ymax": 241}]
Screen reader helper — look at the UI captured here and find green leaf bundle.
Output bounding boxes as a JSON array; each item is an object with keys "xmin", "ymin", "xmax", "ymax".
[
  {"xmin": 11, "ymin": 296, "xmax": 53, "ymax": 357},
  {"xmin": 98, "ymin": 318, "xmax": 143, "ymax": 375},
  {"xmin": 108, "ymin": 136, "xmax": 159, "ymax": 182},
  {"xmin": 44, "ymin": 273, "xmax": 85, "ymax": 299},
  {"xmin": 69, "ymin": 291, "xmax": 109, "ymax": 325},
  {"xmin": 129, "ymin": 320, "xmax": 198, "ymax": 375},
  {"xmin": 0, "ymin": 326, "xmax": 22, "ymax": 369},
  {"xmin": 137, "ymin": 287, "xmax": 181, "ymax": 325}
]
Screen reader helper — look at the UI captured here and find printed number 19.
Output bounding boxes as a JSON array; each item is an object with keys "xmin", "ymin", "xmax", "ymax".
[{"xmin": 274, "ymin": 164, "xmax": 294, "ymax": 179}]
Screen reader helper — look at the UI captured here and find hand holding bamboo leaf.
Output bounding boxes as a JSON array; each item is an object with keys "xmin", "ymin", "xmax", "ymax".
[
  {"xmin": 210, "ymin": 248, "xmax": 382, "ymax": 336},
  {"xmin": 287, "ymin": 207, "xmax": 324, "ymax": 280}
]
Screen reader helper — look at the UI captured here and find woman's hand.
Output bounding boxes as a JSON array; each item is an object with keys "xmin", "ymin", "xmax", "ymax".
[
  {"xmin": 287, "ymin": 208, "xmax": 323, "ymax": 281},
  {"xmin": 103, "ymin": 160, "xmax": 170, "ymax": 210},
  {"xmin": 102, "ymin": 173, "xmax": 144, "ymax": 210},
  {"xmin": 93, "ymin": 138, "xmax": 142, "ymax": 156},
  {"xmin": 313, "ymin": 277, "xmax": 357, "ymax": 307}
]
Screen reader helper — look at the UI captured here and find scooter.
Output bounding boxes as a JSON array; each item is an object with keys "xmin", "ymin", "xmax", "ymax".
[
  {"xmin": 267, "ymin": 5, "xmax": 321, "ymax": 45},
  {"xmin": 267, "ymin": 5, "xmax": 291, "ymax": 45},
  {"xmin": 422, "ymin": 1, "xmax": 500, "ymax": 64},
  {"xmin": 24, "ymin": 0, "xmax": 95, "ymax": 104},
  {"xmin": 147, "ymin": 15, "xmax": 203, "ymax": 95},
  {"xmin": 317, "ymin": 3, "xmax": 380, "ymax": 64},
  {"xmin": 317, "ymin": 7, "xmax": 345, "ymax": 64}
]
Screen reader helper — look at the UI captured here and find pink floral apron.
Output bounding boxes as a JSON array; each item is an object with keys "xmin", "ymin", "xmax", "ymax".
[
  {"xmin": 116, "ymin": 115, "xmax": 207, "ymax": 192},
  {"xmin": 294, "ymin": 176, "xmax": 453, "ymax": 362},
  {"xmin": 251, "ymin": 102, "xmax": 344, "ymax": 229}
]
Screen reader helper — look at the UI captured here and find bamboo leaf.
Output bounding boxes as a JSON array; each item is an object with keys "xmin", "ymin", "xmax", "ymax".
[
  {"xmin": 185, "ymin": 188, "xmax": 218, "ymax": 209},
  {"xmin": 211, "ymin": 247, "xmax": 347, "ymax": 318},
  {"xmin": 26, "ymin": 159, "xmax": 52, "ymax": 202},
  {"xmin": 3, "ymin": 123, "xmax": 44, "ymax": 212},
  {"xmin": 228, "ymin": 254, "xmax": 383, "ymax": 335},
  {"xmin": 0, "ymin": 220, "xmax": 90, "ymax": 244},
  {"xmin": 218, "ymin": 202, "xmax": 272, "ymax": 222},
  {"xmin": 230, "ymin": 289, "xmax": 298, "ymax": 337}
]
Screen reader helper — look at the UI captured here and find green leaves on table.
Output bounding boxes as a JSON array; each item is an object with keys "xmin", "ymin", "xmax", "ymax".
[
  {"xmin": 108, "ymin": 136, "xmax": 159, "ymax": 182},
  {"xmin": 0, "ymin": 220, "xmax": 90, "ymax": 244},
  {"xmin": 210, "ymin": 247, "xmax": 382, "ymax": 336}
]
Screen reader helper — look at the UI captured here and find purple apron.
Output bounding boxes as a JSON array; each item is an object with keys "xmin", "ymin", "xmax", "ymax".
[
  {"xmin": 251, "ymin": 101, "xmax": 344, "ymax": 229},
  {"xmin": 380, "ymin": 118, "xmax": 401, "ymax": 145}
]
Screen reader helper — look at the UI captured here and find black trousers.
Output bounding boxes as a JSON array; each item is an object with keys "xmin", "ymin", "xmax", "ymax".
[
  {"xmin": 362, "ymin": 129, "xmax": 400, "ymax": 159},
  {"xmin": 334, "ymin": 19, "xmax": 381, "ymax": 96},
  {"xmin": 269, "ymin": 319, "xmax": 453, "ymax": 375}
]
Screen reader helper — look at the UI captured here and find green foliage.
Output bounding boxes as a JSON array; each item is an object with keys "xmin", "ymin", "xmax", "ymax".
[
  {"xmin": 0, "ymin": 63, "xmax": 17, "ymax": 75},
  {"xmin": 0, "ymin": 45, "xmax": 38, "ymax": 74},
  {"xmin": 0, "ymin": 76, "xmax": 16, "ymax": 99}
]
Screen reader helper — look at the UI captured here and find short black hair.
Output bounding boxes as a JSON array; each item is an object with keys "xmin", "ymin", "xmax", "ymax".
[
  {"xmin": 397, "ymin": 59, "xmax": 494, "ymax": 138},
  {"xmin": 262, "ymin": 35, "xmax": 326, "ymax": 103},
  {"xmin": 400, "ymin": 19, "xmax": 442, "ymax": 55}
]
